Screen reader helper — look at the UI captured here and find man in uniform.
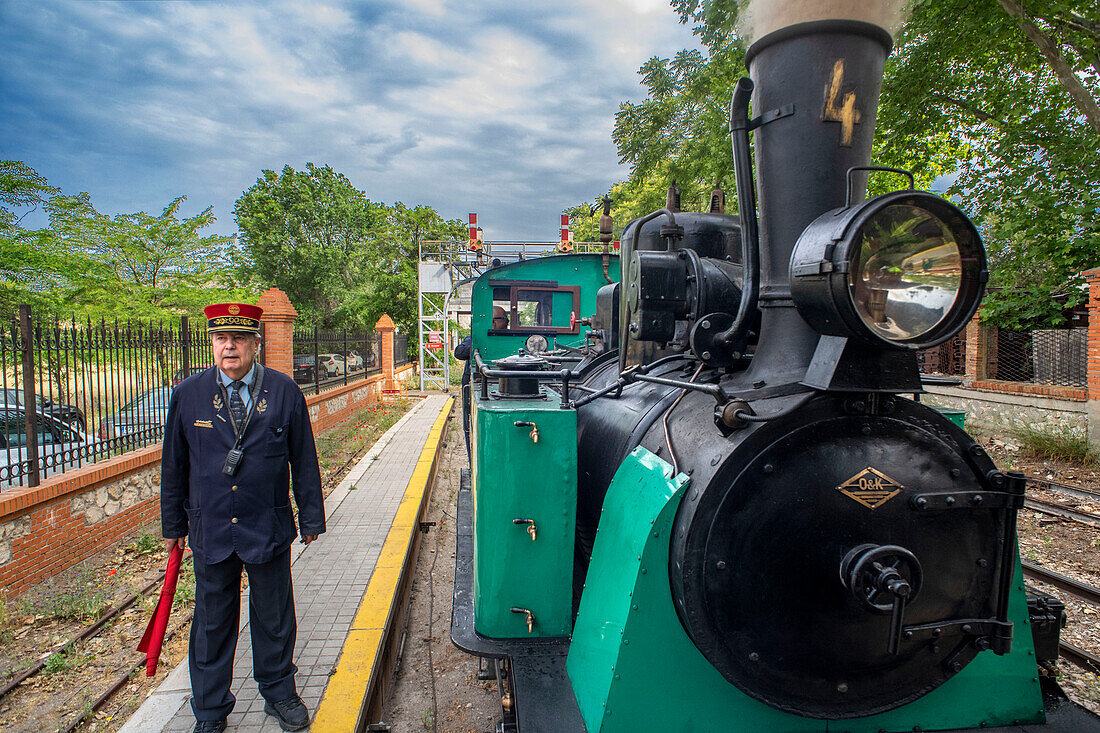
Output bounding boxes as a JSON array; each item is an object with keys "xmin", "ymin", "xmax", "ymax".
[{"xmin": 161, "ymin": 303, "xmax": 325, "ymax": 733}]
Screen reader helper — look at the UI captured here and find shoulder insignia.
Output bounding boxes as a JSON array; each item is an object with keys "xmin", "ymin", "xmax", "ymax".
[
  {"xmin": 257, "ymin": 398, "xmax": 267, "ymax": 414},
  {"xmin": 213, "ymin": 394, "xmax": 223, "ymax": 411}
]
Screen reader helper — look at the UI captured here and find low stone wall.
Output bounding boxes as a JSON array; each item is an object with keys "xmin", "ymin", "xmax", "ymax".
[
  {"xmin": 0, "ymin": 363, "xmax": 416, "ymax": 599},
  {"xmin": 922, "ymin": 384, "xmax": 1087, "ymax": 433}
]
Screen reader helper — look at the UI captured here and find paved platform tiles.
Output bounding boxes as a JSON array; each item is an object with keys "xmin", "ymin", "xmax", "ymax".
[{"xmin": 120, "ymin": 394, "xmax": 454, "ymax": 733}]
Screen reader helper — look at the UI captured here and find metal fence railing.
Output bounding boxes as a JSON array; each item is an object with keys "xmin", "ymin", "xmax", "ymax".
[
  {"xmin": 292, "ymin": 326, "xmax": 379, "ymax": 397},
  {"xmin": 1, "ymin": 306, "xmax": 213, "ymax": 489},
  {"xmin": 991, "ymin": 327, "xmax": 1086, "ymax": 387},
  {"xmin": 394, "ymin": 333, "xmax": 411, "ymax": 366}
]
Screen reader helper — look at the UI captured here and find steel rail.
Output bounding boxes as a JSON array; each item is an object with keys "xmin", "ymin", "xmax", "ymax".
[
  {"xmin": 60, "ymin": 611, "xmax": 195, "ymax": 733},
  {"xmin": 1024, "ymin": 497, "xmax": 1100, "ymax": 529},
  {"xmin": 0, "ymin": 555, "xmax": 194, "ymax": 702},
  {"xmin": 1026, "ymin": 477, "xmax": 1100, "ymax": 505},
  {"xmin": 1060, "ymin": 641, "xmax": 1100, "ymax": 675},
  {"xmin": 1022, "ymin": 562, "xmax": 1100, "ymax": 606}
]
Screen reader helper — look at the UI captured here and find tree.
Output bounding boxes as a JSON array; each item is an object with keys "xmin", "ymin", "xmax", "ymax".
[
  {"xmin": 590, "ymin": 0, "xmax": 1100, "ymax": 329},
  {"xmin": 234, "ymin": 164, "xmax": 465, "ymax": 334},
  {"xmin": 0, "ymin": 161, "xmax": 61, "ymax": 311},
  {"xmin": 234, "ymin": 163, "xmax": 387, "ymax": 328}
]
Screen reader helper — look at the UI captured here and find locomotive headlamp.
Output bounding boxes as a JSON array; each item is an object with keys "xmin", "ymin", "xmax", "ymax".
[{"xmin": 790, "ymin": 187, "xmax": 987, "ymax": 350}]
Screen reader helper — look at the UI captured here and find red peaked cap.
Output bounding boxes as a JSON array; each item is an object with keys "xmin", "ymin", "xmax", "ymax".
[{"xmin": 204, "ymin": 303, "xmax": 263, "ymax": 334}]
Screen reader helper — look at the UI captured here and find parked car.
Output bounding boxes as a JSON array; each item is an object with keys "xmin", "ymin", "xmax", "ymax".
[
  {"xmin": 0, "ymin": 389, "xmax": 86, "ymax": 432},
  {"xmin": 318, "ymin": 353, "xmax": 346, "ymax": 377},
  {"xmin": 99, "ymin": 386, "xmax": 173, "ymax": 441},
  {"xmin": 293, "ymin": 356, "xmax": 318, "ymax": 384},
  {"xmin": 0, "ymin": 407, "xmax": 96, "ymax": 488},
  {"xmin": 171, "ymin": 366, "xmax": 210, "ymax": 385},
  {"xmin": 344, "ymin": 351, "xmax": 364, "ymax": 371}
]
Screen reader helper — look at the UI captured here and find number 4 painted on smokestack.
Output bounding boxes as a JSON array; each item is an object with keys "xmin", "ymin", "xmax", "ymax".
[{"xmin": 823, "ymin": 59, "xmax": 862, "ymax": 146}]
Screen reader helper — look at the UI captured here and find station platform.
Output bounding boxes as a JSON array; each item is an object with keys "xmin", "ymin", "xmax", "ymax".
[{"xmin": 120, "ymin": 394, "xmax": 454, "ymax": 733}]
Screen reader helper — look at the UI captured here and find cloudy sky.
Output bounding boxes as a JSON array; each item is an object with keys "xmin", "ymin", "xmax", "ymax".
[{"xmin": 1, "ymin": 0, "xmax": 700, "ymax": 242}]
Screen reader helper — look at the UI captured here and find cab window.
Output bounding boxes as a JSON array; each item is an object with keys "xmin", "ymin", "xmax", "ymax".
[{"xmin": 490, "ymin": 281, "xmax": 580, "ymax": 334}]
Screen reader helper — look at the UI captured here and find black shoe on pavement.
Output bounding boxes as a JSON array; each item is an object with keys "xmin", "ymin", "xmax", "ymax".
[
  {"xmin": 264, "ymin": 695, "xmax": 310, "ymax": 731},
  {"xmin": 192, "ymin": 720, "xmax": 227, "ymax": 733}
]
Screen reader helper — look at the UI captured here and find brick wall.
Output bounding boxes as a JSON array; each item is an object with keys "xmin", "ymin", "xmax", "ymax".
[{"xmin": 0, "ymin": 301, "xmax": 414, "ymax": 600}]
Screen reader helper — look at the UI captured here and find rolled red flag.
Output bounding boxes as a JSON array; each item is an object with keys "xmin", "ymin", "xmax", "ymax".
[{"xmin": 137, "ymin": 544, "xmax": 184, "ymax": 676}]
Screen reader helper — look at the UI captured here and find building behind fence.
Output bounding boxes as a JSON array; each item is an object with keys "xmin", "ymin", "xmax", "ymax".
[{"xmin": 2, "ymin": 294, "xmax": 415, "ymax": 489}]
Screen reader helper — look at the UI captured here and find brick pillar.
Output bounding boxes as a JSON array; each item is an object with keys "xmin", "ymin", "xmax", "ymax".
[
  {"xmin": 963, "ymin": 309, "xmax": 990, "ymax": 385},
  {"xmin": 376, "ymin": 313, "xmax": 396, "ymax": 390},
  {"xmin": 1082, "ymin": 268, "xmax": 1100, "ymax": 448},
  {"xmin": 257, "ymin": 287, "xmax": 298, "ymax": 378}
]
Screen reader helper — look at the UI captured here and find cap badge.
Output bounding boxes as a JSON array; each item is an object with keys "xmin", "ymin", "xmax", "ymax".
[{"xmin": 228, "ymin": 304, "xmax": 240, "ymax": 315}]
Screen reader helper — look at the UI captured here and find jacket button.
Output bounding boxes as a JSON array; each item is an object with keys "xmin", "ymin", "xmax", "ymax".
[
  {"xmin": 231, "ymin": 517, "xmax": 238, "ymax": 524},
  {"xmin": 231, "ymin": 485, "xmax": 238, "ymax": 491}
]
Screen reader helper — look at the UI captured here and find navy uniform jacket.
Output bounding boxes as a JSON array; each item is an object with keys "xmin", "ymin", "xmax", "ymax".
[{"xmin": 160, "ymin": 365, "xmax": 325, "ymax": 565}]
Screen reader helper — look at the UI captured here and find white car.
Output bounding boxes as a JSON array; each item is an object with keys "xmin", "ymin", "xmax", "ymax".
[
  {"xmin": 344, "ymin": 351, "xmax": 364, "ymax": 371},
  {"xmin": 319, "ymin": 353, "xmax": 346, "ymax": 376},
  {"xmin": 0, "ymin": 407, "xmax": 97, "ymax": 488}
]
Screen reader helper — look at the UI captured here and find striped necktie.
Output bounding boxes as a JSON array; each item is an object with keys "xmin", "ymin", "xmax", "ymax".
[{"xmin": 228, "ymin": 380, "xmax": 248, "ymax": 429}]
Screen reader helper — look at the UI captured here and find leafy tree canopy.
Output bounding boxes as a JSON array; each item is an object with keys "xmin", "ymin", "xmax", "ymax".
[
  {"xmin": 234, "ymin": 163, "xmax": 465, "ymax": 334},
  {"xmin": 579, "ymin": 0, "xmax": 1100, "ymax": 329},
  {"xmin": 1, "ymin": 161, "xmax": 246, "ymax": 318}
]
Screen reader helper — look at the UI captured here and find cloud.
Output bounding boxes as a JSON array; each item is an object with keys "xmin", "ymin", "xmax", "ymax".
[{"xmin": 0, "ymin": 0, "xmax": 700, "ymax": 240}]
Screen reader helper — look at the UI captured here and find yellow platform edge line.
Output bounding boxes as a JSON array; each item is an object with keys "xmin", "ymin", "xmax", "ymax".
[{"xmin": 312, "ymin": 397, "xmax": 453, "ymax": 732}]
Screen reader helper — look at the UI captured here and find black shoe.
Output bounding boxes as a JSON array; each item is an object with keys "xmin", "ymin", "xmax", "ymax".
[
  {"xmin": 264, "ymin": 695, "xmax": 310, "ymax": 731},
  {"xmin": 192, "ymin": 720, "xmax": 226, "ymax": 733}
]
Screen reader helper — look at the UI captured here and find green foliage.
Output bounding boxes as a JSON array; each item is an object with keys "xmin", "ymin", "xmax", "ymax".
[
  {"xmin": 22, "ymin": 564, "xmax": 115, "ymax": 621},
  {"xmin": 130, "ymin": 531, "xmax": 162, "ymax": 556},
  {"xmin": 1012, "ymin": 421, "xmax": 1098, "ymax": 464},
  {"xmin": 173, "ymin": 562, "xmax": 195, "ymax": 611},
  {"xmin": 43, "ymin": 649, "xmax": 72, "ymax": 675},
  {"xmin": 1, "ymin": 160, "xmax": 253, "ymax": 317},
  {"xmin": 234, "ymin": 164, "xmax": 464, "ymax": 334},
  {"xmin": 582, "ymin": 0, "xmax": 1100, "ymax": 329}
]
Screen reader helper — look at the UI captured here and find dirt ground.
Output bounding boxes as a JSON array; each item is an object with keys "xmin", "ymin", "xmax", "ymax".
[
  {"xmin": 381, "ymin": 415, "xmax": 1100, "ymax": 731},
  {"xmin": 382, "ymin": 414, "xmax": 498, "ymax": 733},
  {"xmin": 0, "ymin": 397, "xmax": 414, "ymax": 733}
]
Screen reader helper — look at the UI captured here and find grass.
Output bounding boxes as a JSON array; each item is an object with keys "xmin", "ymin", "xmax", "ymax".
[
  {"xmin": 173, "ymin": 562, "xmax": 196, "ymax": 611},
  {"xmin": 130, "ymin": 531, "xmax": 161, "ymax": 555},
  {"xmin": 1011, "ymin": 422, "xmax": 1099, "ymax": 464},
  {"xmin": 314, "ymin": 399, "xmax": 413, "ymax": 473},
  {"xmin": 21, "ymin": 564, "xmax": 116, "ymax": 621}
]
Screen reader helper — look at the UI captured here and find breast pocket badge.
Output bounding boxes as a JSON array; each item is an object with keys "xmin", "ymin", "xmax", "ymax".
[{"xmin": 193, "ymin": 419, "xmax": 214, "ymax": 429}]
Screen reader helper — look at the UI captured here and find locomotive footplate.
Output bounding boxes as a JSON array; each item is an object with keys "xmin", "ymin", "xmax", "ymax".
[{"xmin": 451, "ymin": 470, "xmax": 587, "ymax": 733}]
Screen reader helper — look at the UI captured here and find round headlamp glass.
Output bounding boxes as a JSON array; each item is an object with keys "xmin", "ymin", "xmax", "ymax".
[
  {"xmin": 849, "ymin": 203, "xmax": 963, "ymax": 343},
  {"xmin": 790, "ymin": 191, "xmax": 986, "ymax": 350}
]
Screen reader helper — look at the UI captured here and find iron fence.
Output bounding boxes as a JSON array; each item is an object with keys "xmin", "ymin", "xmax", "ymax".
[
  {"xmin": 394, "ymin": 333, "xmax": 411, "ymax": 366},
  {"xmin": 991, "ymin": 327, "xmax": 1086, "ymax": 386},
  {"xmin": 292, "ymin": 326, "xmax": 379, "ymax": 397},
  {"xmin": 1, "ymin": 305, "xmax": 213, "ymax": 489}
]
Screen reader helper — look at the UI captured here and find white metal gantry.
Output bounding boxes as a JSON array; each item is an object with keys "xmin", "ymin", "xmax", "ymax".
[{"xmin": 416, "ymin": 240, "xmax": 610, "ymax": 391}]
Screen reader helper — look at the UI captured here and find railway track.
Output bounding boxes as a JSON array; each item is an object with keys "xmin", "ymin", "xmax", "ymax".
[
  {"xmin": 0, "ymin": 555, "xmax": 195, "ymax": 731},
  {"xmin": 1021, "ymin": 478, "xmax": 1100, "ymax": 528},
  {"xmin": 1022, "ymin": 561, "xmax": 1100, "ymax": 675}
]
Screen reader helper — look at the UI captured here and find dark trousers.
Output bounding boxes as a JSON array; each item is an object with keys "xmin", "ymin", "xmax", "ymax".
[{"xmin": 189, "ymin": 549, "xmax": 298, "ymax": 721}]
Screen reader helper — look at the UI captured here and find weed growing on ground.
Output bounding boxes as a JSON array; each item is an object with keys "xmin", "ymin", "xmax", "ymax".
[
  {"xmin": 173, "ymin": 562, "xmax": 196, "ymax": 611},
  {"xmin": 130, "ymin": 531, "xmax": 161, "ymax": 555},
  {"xmin": 22, "ymin": 564, "xmax": 115, "ymax": 621},
  {"xmin": 1012, "ymin": 422, "xmax": 1098, "ymax": 464},
  {"xmin": 421, "ymin": 709, "xmax": 434, "ymax": 730},
  {"xmin": 0, "ymin": 594, "xmax": 11, "ymax": 645}
]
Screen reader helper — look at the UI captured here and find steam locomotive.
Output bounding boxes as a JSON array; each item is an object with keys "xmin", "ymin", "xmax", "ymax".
[{"xmin": 450, "ymin": 17, "xmax": 1100, "ymax": 733}]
